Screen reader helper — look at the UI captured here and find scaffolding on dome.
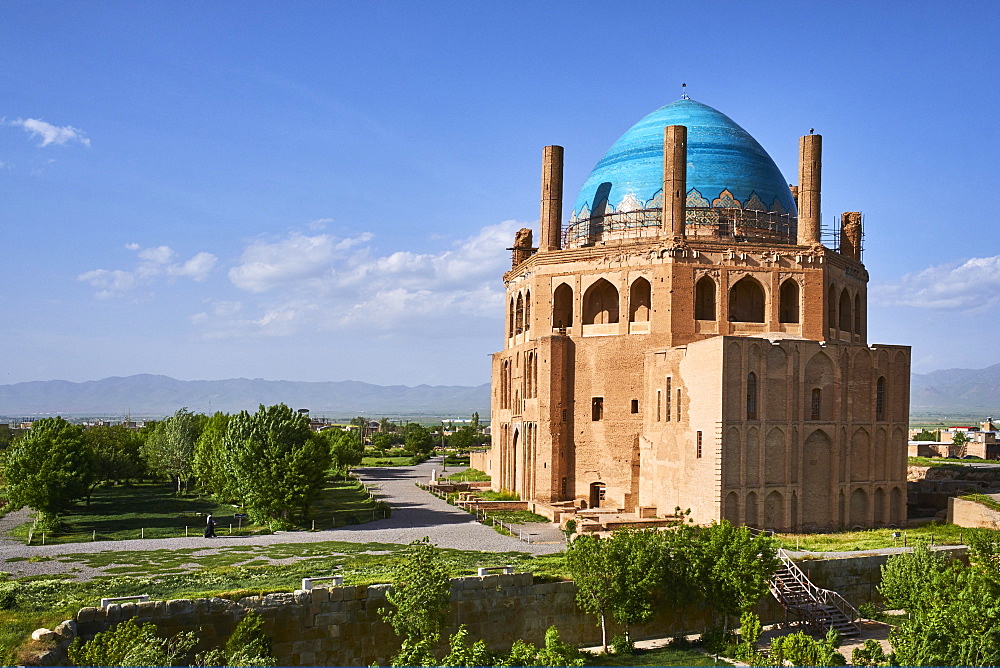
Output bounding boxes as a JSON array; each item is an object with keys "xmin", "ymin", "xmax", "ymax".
[{"xmin": 562, "ymin": 207, "xmax": 797, "ymax": 249}]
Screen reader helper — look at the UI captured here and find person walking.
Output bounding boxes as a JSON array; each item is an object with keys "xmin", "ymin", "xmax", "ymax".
[{"xmin": 204, "ymin": 514, "xmax": 217, "ymax": 538}]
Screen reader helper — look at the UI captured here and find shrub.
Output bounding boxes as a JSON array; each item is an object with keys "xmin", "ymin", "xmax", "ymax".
[
  {"xmin": 610, "ymin": 633, "xmax": 635, "ymax": 655},
  {"xmin": 851, "ymin": 639, "xmax": 888, "ymax": 667}
]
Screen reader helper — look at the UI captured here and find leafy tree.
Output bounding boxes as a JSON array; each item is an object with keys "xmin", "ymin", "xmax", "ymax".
[
  {"xmin": 83, "ymin": 424, "xmax": 145, "ymax": 503},
  {"xmin": 881, "ymin": 546, "xmax": 1000, "ymax": 666},
  {"xmin": 141, "ymin": 408, "xmax": 202, "ymax": 493},
  {"xmin": 321, "ymin": 428, "xmax": 364, "ymax": 472},
  {"xmin": 912, "ymin": 429, "xmax": 939, "ymax": 441},
  {"xmin": 767, "ymin": 629, "xmax": 845, "ymax": 666},
  {"xmin": 192, "ymin": 412, "xmax": 231, "ymax": 497},
  {"xmin": 952, "ymin": 430, "xmax": 971, "ymax": 457},
  {"xmin": 565, "ymin": 529, "xmax": 667, "ymax": 652},
  {"xmin": 404, "ymin": 423, "xmax": 434, "ymax": 457},
  {"xmin": 2, "ymin": 416, "xmax": 96, "ymax": 524},
  {"xmin": 371, "ymin": 431, "xmax": 394, "ymax": 454},
  {"xmin": 381, "ymin": 538, "xmax": 451, "ymax": 665},
  {"xmin": 851, "ymin": 639, "xmax": 888, "ymax": 666},
  {"xmin": 68, "ymin": 617, "xmax": 197, "ymax": 667},
  {"xmin": 448, "ymin": 427, "xmax": 477, "ymax": 454},
  {"xmin": 439, "ymin": 625, "xmax": 492, "ymax": 667},
  {"xmin": 470, "ymin": 412, "xmax": 480, "ymax": 433},
  {"xmin": 223, "ymin": 610, "xmax": 275, "ymax": 666},
  {"xmin": 221, "ymin": 404, "xmax": 331, "ymax": 528},
  {"xmin": 692, "ymin": 520, "xmax": 780, "ymax": 632},
  {"xmin": 879, "ymin": 544, "xmax": 949, "ymax": 613}
]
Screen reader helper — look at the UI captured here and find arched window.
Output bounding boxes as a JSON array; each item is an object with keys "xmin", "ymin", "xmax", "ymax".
[
  {"xmin": 839, "ymin": 289, "xmax": 852, "ymax": 333},
  {"xmin": 779, "ymin": 279, "xmax": 800, "ymax": 323},
  {"xmin": 508, "ymin": 298, "xmax": 515, "ymax": 338},
  {"xmin": 515, "ymin": 293, "xmax": 524, "ymax": 335},
  {"xmin": 629, "ymin": 277, "xmax": 651, "ymax": 323},
  {"xmin": 827, "ymin": 285, "xmax": 837, "ymax": 331},
  {"xmin": 876, "ymin": 376, "xmax": 886, "ymax": 421},
  {"xmin": 747, "ymin": 372, "xmax": 758, "ymax": 420},
  {"xmin": 695, "ymin": 276, "xmax": 716, "ymax": 320},
  {"xmin": 524, "ymin": 290, "xmax": 531, "ymax": 332},
  {"xmin": 729, "ymin": 276, "xmax": 766, "ymax": 323},
  {"xmin": 583, "ymin": 278, "xmax": 619, "ymax": 325},
  {"xmin": 854, "ymin": 293, "xmax": 861, "ymax": 337},
  {"xmin": 552, "ymin": 283, "xmax": 573, "ymax": 330},
  {"xmin": 810, "ymin": 388, "xmax": 822, "ymax": 420}
]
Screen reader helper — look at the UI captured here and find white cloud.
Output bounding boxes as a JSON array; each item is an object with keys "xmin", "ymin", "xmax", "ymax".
[
  {"xmin": 872, "ymin": 254, "xmax": 1000, "ymax": 312},
  {"xmin": 10, "ymin": 118, "xmax": 91, "ymax": 147},
  {"xmin": 199, "ymin": 220, "xmax": 523, "ymax": 338},
  {"xmin": 78, "ymin": 244, "xmax": 218, "ymax": 298}
]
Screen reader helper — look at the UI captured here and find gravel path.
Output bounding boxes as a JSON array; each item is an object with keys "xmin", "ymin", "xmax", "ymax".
[{"xmin": 0, "ymin": 457, "xmax": 564, "ymax": 579}]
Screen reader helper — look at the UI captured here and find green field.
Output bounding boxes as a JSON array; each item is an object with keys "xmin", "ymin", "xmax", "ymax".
[
  {"xmin": 7, "ymin": 477, "xmax": 383, "ymax": 545},
  {"xmin": 776, "ymin": 523, "xmax": 996, "ymax": 552},
  {"xmin": 583, "ymin": 646, "xmax": 731, "ymax": 666},
  {"xmin": 0, "ymin": 542, "xmax": 568, "ymax": 664}
]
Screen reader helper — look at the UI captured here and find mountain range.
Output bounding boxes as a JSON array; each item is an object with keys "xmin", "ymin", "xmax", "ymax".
[
  {"xmin": 0, "ymin": 374, "xmax": 491, "ymax": 418},
  {"xmin": 2, "ymin": 364, "xmax": 1000, "ymax": 419}
]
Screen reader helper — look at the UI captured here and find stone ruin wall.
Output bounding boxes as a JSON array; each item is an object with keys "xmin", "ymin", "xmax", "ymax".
[{"xmin": 39, "ymin": 553, "xmax": 947, "ymax": 666}]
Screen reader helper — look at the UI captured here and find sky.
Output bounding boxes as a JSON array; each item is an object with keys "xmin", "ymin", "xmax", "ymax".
[{"xmin": 2, "ymin": 1, "xmax": 999, "ymax": 387}]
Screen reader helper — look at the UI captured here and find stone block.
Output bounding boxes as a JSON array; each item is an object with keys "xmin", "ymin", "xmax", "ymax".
[
  {"xmin": 104, "ymin": 604, "xmax": 121, "ymax": 622},
  {"xmin": 298, "ymin": 650, "xmax": 317, "ymax": 665},
  {"xmin": 366, "ymin": 584, "xmax": 389, "ymax": 599},
  {"xmin": 135, "ymin": 600, "xmax": 158, "ymax": 618},
  {"xmin": 119, "ymin": 602, "xmax": 137, "ymax": 619},
  {"xmin": 315, "ymin": 611, "xmax": 349, "ymax": 626},
  {"xmin": 311, "ymin": 588, "xmax": 329, "ymax": 604},
  {"xmin": 319, "ymin": 600, "xmax": 341, "ymax": 612},
  {"xmin": 54, "ymin": 620, "xmax": 77, "ymax": 639},
  {"xmin": 31, "ymin": 628, "xmax": 57, "ymax": 642},
  {"xmin": 341, "ymin": 586, "xmax": 357, "ymax": 601},
  {"xmin": 76, "ymin": 607, "xmax": 99, "ymax": 624},
  {"xmin": 329, "ymin": 587, "xmax": 345, "ymax": 602},
  {"xmin": 166, "ymin": 599, "xmax": 194, "ymax": 615}
]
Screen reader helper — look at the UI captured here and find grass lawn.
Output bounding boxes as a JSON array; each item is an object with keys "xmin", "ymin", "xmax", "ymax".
[
  {"xmin": 777, "ymin": 523, "xmax": 998, "ymax": 552},
  {"xmin": 7, "ymin": 476, "xmax": 383, "ymax": 544},
  {"xmin": 0, "ymin": 541, "xmax": 569, "ymax": 663},
  {"xmin": 360, "ymin": 456, "xmax": 413, "ymax": 466},
  {"xmin": 909, "ymin": 456, "xmax": 994, "ymax": 467},
  {"xmin": 444, "ymin": 468, "xmax": 491, "ymax": 482},
  {"xmin": 584, "ymin": 646, "xmax": 731, "ymax": 666}
]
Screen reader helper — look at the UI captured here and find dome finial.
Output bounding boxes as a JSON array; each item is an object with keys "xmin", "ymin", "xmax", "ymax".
[{"xmin": 681, "ymin": 82, "xmax": 690, "ymax": 100}]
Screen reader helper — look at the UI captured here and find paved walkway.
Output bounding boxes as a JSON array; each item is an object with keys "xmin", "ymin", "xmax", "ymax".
[{"xmin": 0, "ymin": 457, "xmax": 564, "ymax": 579}]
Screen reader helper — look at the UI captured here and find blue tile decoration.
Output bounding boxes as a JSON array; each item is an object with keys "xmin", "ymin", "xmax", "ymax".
[{"xmin": 570, "ymin": 99, "xmax": 797, "ymax": 229}]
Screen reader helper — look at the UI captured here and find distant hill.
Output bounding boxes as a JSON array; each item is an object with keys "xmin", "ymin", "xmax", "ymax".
[
  {"xmin": 0, "ymin": 374, "xmax": 491, "ymax": 418},
  {"xmin": 5, "ymin": 364, "xmax": 1000, "ymax": 421},
  {"xmin": 911, "ymin": 363, "xmax": 1000, "ymax": 417}
]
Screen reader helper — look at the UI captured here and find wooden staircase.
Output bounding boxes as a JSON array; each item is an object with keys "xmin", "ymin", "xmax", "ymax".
[{"xmin": 769, "ymin": 548, "xmax": 861, "ymax": 639}]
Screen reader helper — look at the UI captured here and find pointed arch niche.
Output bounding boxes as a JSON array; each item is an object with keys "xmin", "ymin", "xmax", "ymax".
[
  {"xmin": 583, "ymin": 279, "xmax": 620, "ymax": 326},
  {"xmin": 628, "ymin": 277, "xmax": 651, "ymax": 331},
  {"xmin": 552, "ymin": 283, "xmax": 574, "ymax": 331},
  {"xmin": 729, "ymin": 276, "xmax": 766, "ymax": 323}
]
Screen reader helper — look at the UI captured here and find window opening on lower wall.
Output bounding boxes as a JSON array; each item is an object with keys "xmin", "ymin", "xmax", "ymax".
[{"xmin": 592, "ymin": 397, "xmax": 604, "ymax": 421}]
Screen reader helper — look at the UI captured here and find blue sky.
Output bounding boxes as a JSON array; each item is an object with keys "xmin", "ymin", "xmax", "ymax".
[{"xmin": 2, "ymin": 1, "xmax": 999, "ymax": 386}]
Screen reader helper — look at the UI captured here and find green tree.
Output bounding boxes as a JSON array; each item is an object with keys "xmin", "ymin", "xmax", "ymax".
[
  {"xmin": 371, "ymin": 431, "xmax": 394, "ymax": 454},
  {"xmin": 316, "ymin": 428, "xmax": 364, "ymax": 472},
  {"xmin": 221, "ymin": 404, "xmax": 331, "ymax": 528},
  {"xmin": 67, "ymin": 617, "xmax": 197, "ymax": 667},
  {"xmin": 192, "ymin": 412, "xmax": 232, "ymax": 497},
  {"xmin": 141, "ymin": 408, "xmax": 201, "ymax": 493},
  {"xmin": 381, "ymin": 538, "xmax": 452, "ymax": 665},
  {"xmin": 879, "ymin": 544, "xmax": 949, "ymax": 613},
  {"xmin": 448, "ymin": 427, "xmax": 477, "ymax": 454},
  {"xmin": 692, "ymin": 520, "xmax": 780, "ymax": 632},
  {"xmin": 82, "ymin": 424, "xmax": 144, "ymax": 505},
  {"xmin": 565, "ymin": 529, "xmax": 668, "ymax": 652},
  {"xmin": 912, "ymin": 429, "xmax": 939, "ymax": 441},
  {"xmin": 951, "ymin": 430, "xmax": 971, "ymax": 457},
  {"xmin": 881, "ymin": 545, "xmax": 1000, "ymax": 666},
  {"xmin": 2, "ymin": 417, "xmax": 96, "ymax": 524},
  {"xmin": 404, "ymin": 423, "xmax": 434, "ymax": 457},
  {"xmin": 470, "ymin": 412, "xmax": 480, "ymax": 433}
]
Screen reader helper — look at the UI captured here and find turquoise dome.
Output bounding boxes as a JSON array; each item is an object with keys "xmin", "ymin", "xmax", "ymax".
[{"xmin": 570, "ymin": 99, "xmax": 796, "ymax": 223}]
